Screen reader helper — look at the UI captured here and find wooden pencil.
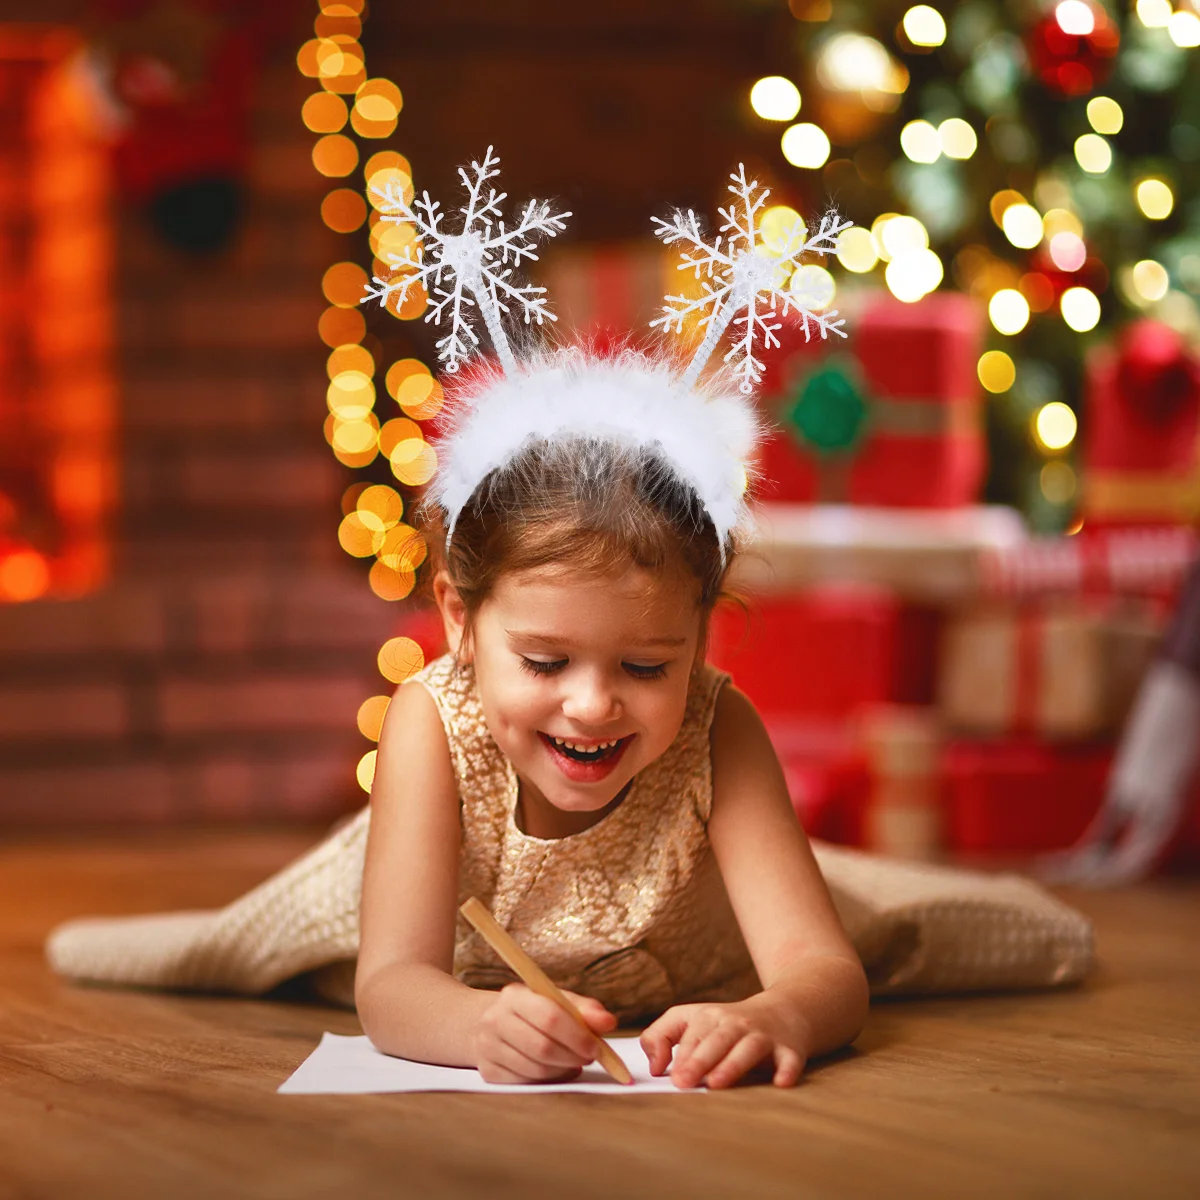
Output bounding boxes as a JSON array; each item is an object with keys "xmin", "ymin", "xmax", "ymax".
[{"xmin": 459, "ymin": 896, "xmax": 634, "ymax": 1086}]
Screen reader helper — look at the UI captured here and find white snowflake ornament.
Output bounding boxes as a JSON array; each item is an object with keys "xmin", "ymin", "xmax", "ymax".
[
  {"xmin": 651, "ymin": 165, "xmax": 853, "ymax": 393},
  {"xmin": 362, "ymin": 146, "xmax": 570, "ymax": 374}
]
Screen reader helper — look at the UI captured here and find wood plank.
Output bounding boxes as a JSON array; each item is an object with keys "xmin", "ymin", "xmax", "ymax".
[{"xmin": 1, "ymin": 831, "xmax": 1197, "ymax": 1199}]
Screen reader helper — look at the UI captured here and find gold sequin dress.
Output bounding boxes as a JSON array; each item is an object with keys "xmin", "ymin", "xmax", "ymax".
[{"xmin": 421, "ymin": 655, "xmax": 760, "ymax": 1020}]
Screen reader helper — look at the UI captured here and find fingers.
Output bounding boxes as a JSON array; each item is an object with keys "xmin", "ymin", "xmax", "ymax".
[
  {"xmin": 561, "ymin": 990, "xmax": 618, "ymax": 1035},
  {"xmin": 673, "ymin": 1021, "xmax": 769, "ymax": 1091},
  {"xmin": 639, "ymin": 1006, "xmax": 693, "ymax": 1076},
  {"xmin": 772, "ymin": 1046, "xmax": 806, "ymax": 1088},
  {"xmin": 476, "ymin": 985, "xmax": 603, "ymax": 1084}
]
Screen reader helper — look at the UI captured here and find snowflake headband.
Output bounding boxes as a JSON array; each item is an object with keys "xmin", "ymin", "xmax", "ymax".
[{"xmin": 363, "ymin": 147, "xmax": 852, "ymax": 554}]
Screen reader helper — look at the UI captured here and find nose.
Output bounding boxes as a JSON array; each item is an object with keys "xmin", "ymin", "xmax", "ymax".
[{"xmin": 560, "ymin": 666, "xmax": 622, "ymax": 728}]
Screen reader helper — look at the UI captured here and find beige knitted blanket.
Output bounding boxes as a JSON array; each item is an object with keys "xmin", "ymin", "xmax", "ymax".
[{"xmin": 45, "ymin": 808, "xmax": 1093, "ymax": 1006}]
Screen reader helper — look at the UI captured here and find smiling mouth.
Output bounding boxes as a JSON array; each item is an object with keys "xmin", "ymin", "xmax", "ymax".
[{"xmin": 540, "ymin": 733, "xmax": 631, "ymax": 764}]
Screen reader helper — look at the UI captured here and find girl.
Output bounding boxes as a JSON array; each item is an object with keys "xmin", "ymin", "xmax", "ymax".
[
  {"xmin": 44, "ymin": 154, "xmax": 1092, "ymax": 1067},
  {"xmin": 355, "ymin": 354, "xmax": 870, "ymax": 1090}
]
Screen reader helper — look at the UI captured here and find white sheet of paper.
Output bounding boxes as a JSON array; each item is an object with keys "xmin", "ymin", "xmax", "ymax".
[{"xmin": 278, "ymin": 1032, "xmax": 701, "ymax": 1095}]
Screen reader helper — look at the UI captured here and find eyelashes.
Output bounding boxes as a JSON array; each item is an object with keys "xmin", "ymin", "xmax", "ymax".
[{"xmin": 518, "ymin": 657, "xmax": 668, "ymax": 681}]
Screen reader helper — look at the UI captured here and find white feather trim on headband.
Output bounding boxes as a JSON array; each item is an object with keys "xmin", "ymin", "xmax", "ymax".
[{"xmin": 429, "ymin": 349, "xmax": 763, "ymax": 553}]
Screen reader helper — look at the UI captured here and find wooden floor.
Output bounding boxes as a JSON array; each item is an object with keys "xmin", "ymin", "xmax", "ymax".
[{"xmin": 1, "ymin": 829, "xmax": 1198, "ymax": 1200}]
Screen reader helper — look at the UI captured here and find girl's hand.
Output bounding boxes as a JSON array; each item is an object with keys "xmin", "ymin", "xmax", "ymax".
[
  {"xmin": 640, "ymin": 1000, "xmax": 809, "ymax": 1090},
  {"xmin": 474, "ymin": 984, "xmax": 617, "ymax": 1084}
]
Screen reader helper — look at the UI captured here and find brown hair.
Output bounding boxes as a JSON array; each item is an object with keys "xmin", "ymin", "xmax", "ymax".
[{"xmin": 421, "ymin": 436, "xmax": 733, "ymax": 626}]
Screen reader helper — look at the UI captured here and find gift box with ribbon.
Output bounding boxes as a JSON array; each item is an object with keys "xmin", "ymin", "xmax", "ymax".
[
  {"xmin": 937, "ymin": 600, "xmax": 1161, "ymax": 739},
  {"xmin": 756, "ymin": 291, "xmax": 986, "ymax": 507},
  {"xmin": 1082, "ymin": 320, "xmax": 1200, "ymax": 528}
]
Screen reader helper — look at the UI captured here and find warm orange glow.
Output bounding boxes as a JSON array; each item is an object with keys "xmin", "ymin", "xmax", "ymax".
[
  {"xmin": 321, "ymin": 187, "xmax": 368, "ymax": 232},
  {"xmin": 369, "ymin": 561, "xmax": 416, "ymax": 602},
  {"xmin": 322, "ymin": 261, "xmax": 370, "ymax": 307},
  {"xmin": 356, "ymin": 484, "xmax": 404, "ymax": 531},
  {"xmin": 314, "ymin": 12, "xmax": 362, "ymax": 39},
  {"xmin": 327, "ymin": 370, "xmax": 375, "ymax": 419},
  {"xmin": 0, "ymin": 551, "xmax": 51, "ymax": 602},
  {"xmin": 321, "ymin": 0, "xmax": 365, "ymax": 13},
  {"xmin": 379, "ymin": 417, "xmax": 424, "ymax": 458},
  {"xmin": 3, "ymin": 29, "xmax": 115, "ymax": 601},
  {"xmin": 377, "ymin": 523, "xmax": 427, "ymax": 571},
  {"xmin": 301, "ymin": 91, "xmax": 348, "ymax": 133},
  {"xmin": 378, "ymin": 636, "xmax": 425, "ymax": 683},
  {"xmin": 370, "ymin": 220, "xmax": 417, "ymax": 262},
  {"xmin": 327, "ymin": 343, "xmax": 375, "ymax": 378},
  {"xmin": 386, "ymin": 283, "xmax": 429, "ymax": 321},
  {"xmin": 390, "ymin": 438, "xmax": 438, "ymax": 486},
  {"xmin": 356, "ymin": 694, "xmax": 391, "ymax": 740},
  {"xmin": 396, "ymin": 373, "xmax": 444, "ymax": 420},
  {"xmin": 338, "ymin": 512, "xmax": 377, "ymax": 557},
  {"xmin": 312, "ymin": 133, "xmax": 359, "ymax": 177},
  {"xmin": 356, "ymin": 78, "xmax": 404, "ymax": 120},
  {"xmin": 318, "ymin": 305, "xmax": 366, "ymax": 347}
]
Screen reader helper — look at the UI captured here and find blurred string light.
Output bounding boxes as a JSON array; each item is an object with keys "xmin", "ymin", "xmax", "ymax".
[
  {"xmin": 1055, "ymin": 1, "xmax": 1095, "ymax": 36},
  {"xmin": 1061, "ymin": 286, "xmax": 1101, "ymax": 331},
  {"xmin": 1136, "ymin": 0, "xmax": 1172, "ymax": 28},
  {"xmin": 836, "ymin": 226, "xmax": 879, "ymax": 272},
  {"xmin": 977, "ymin": 349, "xmax": 1016, "ymax": 393},
  {"xmin": 902, "ymin": 6, "xmax": 947, "ymax": 48},
  {"xmin": 750, "ymin": 76, "xmax": 802, "ymax": 121},
  {"xmin": 1034, "ymin": 401, "xmax": 1078, "ymax": 451},
  {"xmin": 1040, "ymin": 460, "xmax": 1077, "ymax": 503},
  {"xmin": 1074, "ymin": 133, "xmax": 1112, "ymax": 174},
  {"xmin": 1134, "ymin": 178, "xmax": 1174, "ymax": 220},
  {"xmin": 1086, "ymin": 96, "xmax": 1123, "ymax": 135},
  {"xmin": 1001, "ymin": 203, "xmax": 1043, "ymax": 249},
  {"xmin": 938, "ymin": 117, "xmax": 977, "ymax": 159},
  {"xmin": 989, "ymin": 288, "xmax": 1030, "ymax": 335},
  {"xmin": 781, "ymin": 122, "xmax": 831, "ymax": 168},
  {"xmin": 1049, "ymin": 231, "xmax": 1087, "ymax": 271},
  {"xmin": 900, "ymin": 119, "xmax": 941, "ymax": 163},
  {"xmin": 298, "ymin": 0, "xmax": 440, "ymax": 793},
  {"xmin": 1131, "ymin": 258, "xmax": 1170, "ymax": 302},
  {"xmin": 1170, "ymin": 10, "xmax": 1200, "ymax": 48},
  {"xmin": 873, "ymin": 214, "xmax": 942, "ymax": 302}
]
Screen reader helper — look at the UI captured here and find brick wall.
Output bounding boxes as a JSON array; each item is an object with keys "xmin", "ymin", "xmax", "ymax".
[{"xmin": 0, "ymin": 59, "xmax": 396, "ymax": 828}]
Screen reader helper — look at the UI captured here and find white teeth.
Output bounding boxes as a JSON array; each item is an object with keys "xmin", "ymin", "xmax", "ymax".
[{"xmin": 550, "ymin": 736, "xmax": 621, "ymax": 752}]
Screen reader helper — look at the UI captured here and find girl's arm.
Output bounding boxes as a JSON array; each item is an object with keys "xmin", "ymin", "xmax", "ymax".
[
  {"xmin": 641, "ymin": 684, "xmax": 869, "ymax": 1089},
  {"xmin": 356, "ymin": 680, "xmax": 613, "ymax": 1076}
]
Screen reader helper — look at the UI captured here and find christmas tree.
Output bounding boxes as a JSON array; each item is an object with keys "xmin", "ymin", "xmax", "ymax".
[{"xmin": 759, "ymin": 0, "xmax": 1200, "ymax": 530}]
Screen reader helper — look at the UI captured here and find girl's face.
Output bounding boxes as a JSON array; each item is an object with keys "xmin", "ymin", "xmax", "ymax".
[{"xmin": 462, "ymin": 564, "xmax": 704, "ymax": 837}]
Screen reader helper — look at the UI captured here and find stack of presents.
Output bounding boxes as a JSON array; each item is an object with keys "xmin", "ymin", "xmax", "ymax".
[
  {"xmin": 706, "ymin": 292, "xmax": 1200, "ymax": 868},
  {"xmin": 402, "ymin": 254, "xmax": 1200, "ymax": 869}
]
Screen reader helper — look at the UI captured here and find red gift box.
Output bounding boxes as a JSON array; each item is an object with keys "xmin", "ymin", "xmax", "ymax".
[
  {"xmin": 756, "ymin": 292, "xmax": 986, "ymax": 508},
  {"xmin": 943, "ymin": 736, "xmax": 1200, "ymax": 867},
  {"xmin": 1082, "ymin": 320, "xmax": 1200, "ymax": 528},
  {"xmin": 766, "ymin": 718, "xmax": 870, "ymax": 846},
  {"xmin": 708, "ymin": 587, "xmax": 941, "ymax": 721}
]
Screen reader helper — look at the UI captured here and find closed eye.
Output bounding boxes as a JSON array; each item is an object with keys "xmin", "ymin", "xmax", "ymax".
[
  {"xmin": 519, "ymin": 656, "xmax": 567, "ymax": 677},
  {"xmin": 623, "ymin": 662, "xmax": 668, "ymax": 680}
]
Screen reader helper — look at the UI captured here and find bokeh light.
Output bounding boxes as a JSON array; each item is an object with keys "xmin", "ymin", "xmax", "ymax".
[
  {"xmin": 989, "ymin": 189, "xmax": 1026, "ymax": 228},
  {"xmin": 356, "ymin": 750, "xmax": 377, "ymax": 792},
  {"xmin": 902, "ymin": 5, "xmax": 947, "ymax": 47},
  {"xmin": 870, "ymin": 212, "xmax": 902, "ymax": 260},
  {"xmin": 301, "ymin": 92, "xmax": 348, "ymax": 133},
  {"xmin": 378, "ymin": 636, "xmax": 425, "ymax": 684},
  {"xmin": 379, "ymin": 417, "xmax": 424, "ymax": 459},
  {"xmin": 938, "ymin": 118, "xmax": 977, "ymax": 159},
  {"xmin": 836, "ymin": 226, "xmax": 879, "ymax": 273},
  {"xmin": 1020, "ymin": 272, "xmax": 1056, "ymax": 312},
  {"xmin": 328, "ymin": 343, "xmax": 375, "ymax": 378},
  {"xmin": 328, "ymin": 370, "xmax": 375, "ymax": 420},
  {"xmin": 369, "ymin": 561, "xmax": 416, "ymax": 602},
  {"xmin": 760, "ymin": 205, "xmax": 806, "ymax": 252},
  {"xmin": 312, "ymin": 133, "xmax": 359, "ymax": 177},
  {"xmin": 879, "ymin": 215, "xmax": 928, "ymax": 258},
  {"xmin": 885, "ymin": 248, "xmax": 942, "ymax": 303},
  {"xmin": 1074, "ymin": 134, "xmax": 1111, "ymax": 174},
  {"xmin": 377, "ymin": 524, "xmax": 427, "ymax": 572},
  {"xmin": 750, "ymin": 76, "xmax": 802, "ymax": 121},
  {"xmin": 1136, "ymin": 0, "xmax": 1172, "ymax": 28},
  {"xmin": 1086, "ymin": 96, "xmax": 1123, "ymax": 135},
  {"xmin": 1134, "ymin": 178, "xmax": 1174, "ymax": 220},
  {"xmin": 0, "ymin": 551, "xmax": 51, "ymax": 602},
  {"xmin": 989, "ymin": 288, "xmax": 1031, "ymax": 335},
  {"xmin": 1132, "ymin": 259, "xmax": 1170, "ymax": 302},
  {"xmin": 781, "ymin": 123, "xmax": 831, "ymax": 168},
  {"xmin": 390, "ymin": 438, "xmax": 439, "ymax": 486},
  {"xmin": 1034, "ymin": 401, "xmax": 1078, "ymax": 451},
  {"xmin": 1055, "ymin": 1, "xmax": 1095, "ymax": 35},
  {"xmin": 790, "ymin": 265, "xmax": 836, "ymax": 309},
  {"xmin": 338, "ymin": 512, "xmax": 377, "ymax": 557},
  {"xmin": 1048, "ymin": 231, "xmax": 1087, "ymax": 272},
  {"xmin": 321, "ymin": 187, "xmax": 367, "ymax": 232},
  {"xmin": 977, "ymin": 349, "xmax": 1016, "ymax": 393},
  {"xmin": 1060, "ymin": 286, "xmax": 1101, "ymax": 331},
  {"xmin": 318, "ymin": 305, "xmax": 366, "ymax": 348},
  {"xmin": 900, "ymin": 119, "xmax": 941, "ymax": 163},
  {"xmin": 1001, "ymin": 204, "xmax": 1044, "ymax": 250},
  {"xmin": 1169, "ymin": 10, "xmax": 1200, "ymax": 47},
  {"xmin": 1040, "ymin": 460, "xmax": 1077, "ymax": 503},
  {"xmin": 322, "ymin": 261, "xmax": 369, "ymax": 307},
  {"xmin": 357, "ymin": 695, "xmax": 391, "ymax": 741},
  {"xmin": 1042, "ymin": 208, "xmax": 1083, "ymax": 239},
  {"xmin": 356, "ymin": 484, "xmax": 404, "ymax": 532}
]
